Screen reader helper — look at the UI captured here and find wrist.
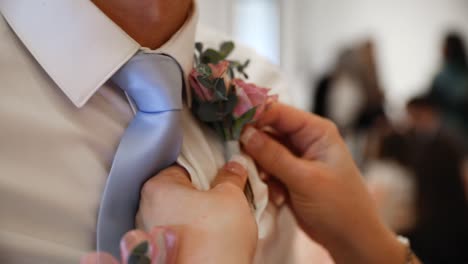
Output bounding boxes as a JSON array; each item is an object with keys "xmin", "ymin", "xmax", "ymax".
[{"xmin": 327, "ymin": 222, "xmax": 406, "ymax": 264}]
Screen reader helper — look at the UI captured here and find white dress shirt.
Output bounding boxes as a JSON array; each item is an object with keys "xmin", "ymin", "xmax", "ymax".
[{"xmin": 0, "ymin": 1, "xmax": 331, "ymax": 263}]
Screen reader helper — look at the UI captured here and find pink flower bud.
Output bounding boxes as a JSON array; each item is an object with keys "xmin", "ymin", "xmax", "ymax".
[
  {"xmin": 189, "ymin": 69, "xmax": 214, "ymax": 102},
  {"xmin": 232, "ymin": 79, "xmax": 276, "ymax": 120}
]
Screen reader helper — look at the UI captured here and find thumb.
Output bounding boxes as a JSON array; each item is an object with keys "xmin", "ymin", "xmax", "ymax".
[
  {"xmin": 241, "ymin": 126, "xmax": 310, "ymax": 190},
  {"xmin": 211, "ymin": 155, "xmax": 249, "ymax": 191}
]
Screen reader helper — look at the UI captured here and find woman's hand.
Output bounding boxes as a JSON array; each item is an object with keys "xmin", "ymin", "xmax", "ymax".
[
  {"xmin": 136, "ymin": 157, "xmax": 257, "ymax": 264},
  {"xmin": 241, "ymin": 103, "xmax": 407, "ymax": 264}
]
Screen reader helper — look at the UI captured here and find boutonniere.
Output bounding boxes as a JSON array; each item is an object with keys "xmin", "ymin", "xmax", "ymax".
[{"xmin": 189, "ymin": 41, "xmax": 277, "ymax": 207}]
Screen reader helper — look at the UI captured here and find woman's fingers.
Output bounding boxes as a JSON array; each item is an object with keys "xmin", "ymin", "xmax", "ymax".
[
  {"xmin": 120, "ymin": 230, "xmax": 154, "ymax": 263},
  {"xmin": 241, "ymin": 126, "xmax": 311, "ymax": 189},
  {"xmin": 266, "ymin": 177, "xmax": 288, "ymax": 207},
  {"xmin": 256, "ymin": 103, "xmax": 339, "ymax": 155},
  {"xmin": 80, "ymin": 253, "xmax": 119, "ymax": 264},
  {"xmin": 211, "ymin": 155, "xmax": 248, "ymax": 191},
  {"xmin": 149, "ymin": 227, "xmax": 179, "ymax": 264}
]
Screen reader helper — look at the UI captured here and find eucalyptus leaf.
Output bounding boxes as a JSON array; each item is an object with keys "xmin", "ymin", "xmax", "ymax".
[
  {"xmin": 128, "ymin": 255, "xmax": 151, "ymax": 264},
  {"xmin": 232, "ymin": 107, "xmax": 256, "ymax": 139},
  {"xmin": 228, "ymin": 67, "xmax": 235, "ymax": 79},
  {"xmin": 230, "ymin": 60, "xmax": 241, "ymax": 66},
  {"xmin": 196, "ymin": 76, "xmax": 213, "ymax": 91},
  {"xmin": 220, "ymin": 41, "xmax": 235, "ymax": 58},
  {"xmin": 132, "ymin": 241, "xmax": 149, "ymax": 256},
  {"xmin": 243, "ymin": 59, "xmax": 251, "ymax": 68},
  {"xmin": 196, "ymin": 64, "xmax": 212, "ymax": 77},
  {"xmin": 214, "ymin": 78, "xmax": 228, "ymax": 101},
  {"xmin": 224, "ymin": 90, "xmax": 238, "ymax": 115},
  {"xmin": 127, "ymin": 241, "xmax": 151, "ymax": 264},
  {"xmin": 195, "ymin": 42, "xmax": 203, "ymax": 53},
  {"xmin": 196, "ymin": 103, "xmax": 224, "ymax": 122},
  {"xmin": 201, "ymin": 49, "xmax": 223, "ymax": 64},
  {"xmin": 213, "ymin": 122, "xmax": 226, "ymax": 140}
]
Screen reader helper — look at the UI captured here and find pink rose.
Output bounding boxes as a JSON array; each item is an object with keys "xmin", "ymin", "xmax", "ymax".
[
  {"xmin": 232, "ymin": 79, "xmax": 277, "ymax": 120},
  {"xmin": 209, "ymin": 60, "xmax": 230, "ymax": 78},
  {"xmin": 189, "ymin": 60, "xmax": 232, "ymax": 102},
  {"xmin": 209, "ymin": 60, "xmax": 231, "ymax": 92},
  {"xmin": 189, "ymin": 69, "xmax": 214, "ymax": 102},
  {"xmin": 81, "ymin": 228, "xmax": 177, "ymax": 264}
]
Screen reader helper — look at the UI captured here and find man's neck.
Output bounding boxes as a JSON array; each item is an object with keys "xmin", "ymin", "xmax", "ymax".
[{"xmin": 92, "ymin": 0, "xmax": 192, "ymax": 49}]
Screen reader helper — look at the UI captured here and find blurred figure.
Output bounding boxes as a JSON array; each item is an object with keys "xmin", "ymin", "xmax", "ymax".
[
  {"xmin": 313, "ymin": 40, "xmax": 384, "ymax": 130},
  {"xmin": 365, "ymin": 132, "xmax": 416, "ymax": 234},
  {"xmin": 312, "ymin": 40, "xmax": 386, "ymax": 165},
  {"xmin": 404, "ymin": 95, "xmax": 468, "ymax": 264},
  {"xmin": 429, "ymin": 32, "xmax": 468, "ymax": 143}
]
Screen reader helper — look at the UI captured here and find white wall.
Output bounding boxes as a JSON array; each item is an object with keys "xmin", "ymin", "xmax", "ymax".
[
  {"xmin": 198, "ymin": 0, "xmax": 281, "ymax": 65},
  {"xmin": 297, "ymin": 0, "xmax": 468, "ymax": 113},
  {"xmin": 197, "ymin": 0, "xmax": 233, "ymax": 35},
  {"xmin": 197, "ymin": 0, "xmax": 468, "ymax": 112}
]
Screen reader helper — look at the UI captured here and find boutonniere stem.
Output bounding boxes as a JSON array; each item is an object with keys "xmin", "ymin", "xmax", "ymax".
[{"xmin": 190, "ymin": 41, "xmax": 277, "ymax": 209}]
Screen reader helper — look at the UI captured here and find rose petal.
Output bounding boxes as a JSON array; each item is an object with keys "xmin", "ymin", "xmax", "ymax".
[
  {"xmin": 233, "ymin": 84, "xmax": 254, "ymax": 118},
  {"xmin": 189, "ymin": 69, "xmax": 214, "ymax": 102},
  {"xmin": 232, "ymin": 79, "xmax": 273, "ymax": 119},
  {"xmin": 209, "ymin": 60, "xmax": 230, "ymax": 78}
]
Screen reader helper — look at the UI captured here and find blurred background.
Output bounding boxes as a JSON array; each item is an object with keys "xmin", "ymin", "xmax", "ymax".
[{"xmin": 199, "ymin": 0, "xmax": 468, "ymax": 263}]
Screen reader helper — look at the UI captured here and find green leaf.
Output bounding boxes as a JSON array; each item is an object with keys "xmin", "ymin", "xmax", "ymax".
[
  {"xmin": 128, "ymin": 255, "xmax": 151, "ymax": 264},
  {"xmin": 213, "ymin": 78, "xmax": 228, "ymax": 101},
  {"xmin": 228, "ymin": 67, "xmax": 235, "ymax": 79},
  {"xmin": 196, "ymin": 103, "xmax": 224, "ymax": 122},
  {"xmin": 196, "ymin": 64, "xmax": 212, "ymax": 77},
  {"xmin": 128, "ymin": 241, "xmax": 151, "ymax": 264},
  {"xmin": 132, "ymin": 241, "xmax": 149, "ymax": 256},
  {"xmin": 243, "ymin": 59, "xmax": 250, "ymax": 68},
  {"xmin": 229, "ymin": 60, "xmax": 242, "ymax": 67},
  {"xmin": 213, "ymin": 122, "xmax": 226, "ymax": 140},
  {"xmin": 220, "ymin": 41, "xmax": 235, "ymax": 58},
  {"xmin": 196, "ymin": 76, "xmax": 213, "ymax": 91},
  {"xmin": 195, "ymin": 42, "xmax": 204, "ymax": 53},
  {"xmin": 201, "ymin": 49, "xmax": 223, "ymax": 64},
  {"xmin": 224, "ymin": 89, "xmax": 238, "ymax": 115},
  {"xmin": 232, "ymin": 107, "xmax": 256, "ymax": 139}
]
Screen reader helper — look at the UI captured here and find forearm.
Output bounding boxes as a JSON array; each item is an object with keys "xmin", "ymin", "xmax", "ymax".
[{"xmin": 326, "ymin": 224, "xmax": 419, "ymax": 264}]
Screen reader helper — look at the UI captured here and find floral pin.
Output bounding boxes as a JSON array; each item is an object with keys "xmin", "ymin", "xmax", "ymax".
[{"xmin": 190, "ymin": 41, "xmax": 277, "ymax": 207}]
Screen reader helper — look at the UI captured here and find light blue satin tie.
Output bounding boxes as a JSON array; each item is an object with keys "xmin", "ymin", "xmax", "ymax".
[{"xmin": 96, "ymin": 52, "xmax": 184, "ymax": 258}]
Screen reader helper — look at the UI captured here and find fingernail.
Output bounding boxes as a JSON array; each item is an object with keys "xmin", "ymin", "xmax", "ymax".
[
  {"xmin": 241, "ymin": 126, "xmax": 263, "ymax": 149},
  {"xmin": 149, "ymin": 226, "xmax": 177, "ymax": 264},
  {"xmin": 274, "ymin": 194, "xmax": 285, "ymax": 207},
  {"xmin": 154, "ymin": 229, "xmax": 168, "ymax": 264},
  {"xmin": 163, "ymin": 229, "xmax": 178, "ymax": 264},
  {"xmin": 120, "ymin": 230, "xmax": 152, "ymax": 262},
  {"xmin": 224, "ymin": 155, "xmax": 248, "ymax": 176},
  {"xmin": 259, "ymin": 171, "xmax": 269, "ymax": 181}
]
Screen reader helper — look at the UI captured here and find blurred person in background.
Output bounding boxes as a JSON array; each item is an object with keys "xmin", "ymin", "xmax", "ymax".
[
  {"xmin": 312, "ymin": 40, "xmax": 386, "ymax": 166},
  {"xmin": 365, "ymin": 133, "xmax": 416, "ymax": 234},
  {"xmin": 429, "ymin": 32, "xmax": 468, "ymax": 144},
  {"xmin": 366, "ymin": 95, "xmax": 468, "ymax": 263},
  {"xmin": 403, "ymin": 95, "xmax": 468, "ymax": 263}
]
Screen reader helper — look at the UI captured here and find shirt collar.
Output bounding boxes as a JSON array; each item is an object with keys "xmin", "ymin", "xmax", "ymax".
[{"xmin": 0, "ymin": 0, "xmax": 197, "ymax": 108}]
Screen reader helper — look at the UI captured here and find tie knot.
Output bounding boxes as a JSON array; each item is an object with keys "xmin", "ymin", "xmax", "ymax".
[{"xmin": 112, "ymin": 53, "xmax": 184, "ymax": 112}]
